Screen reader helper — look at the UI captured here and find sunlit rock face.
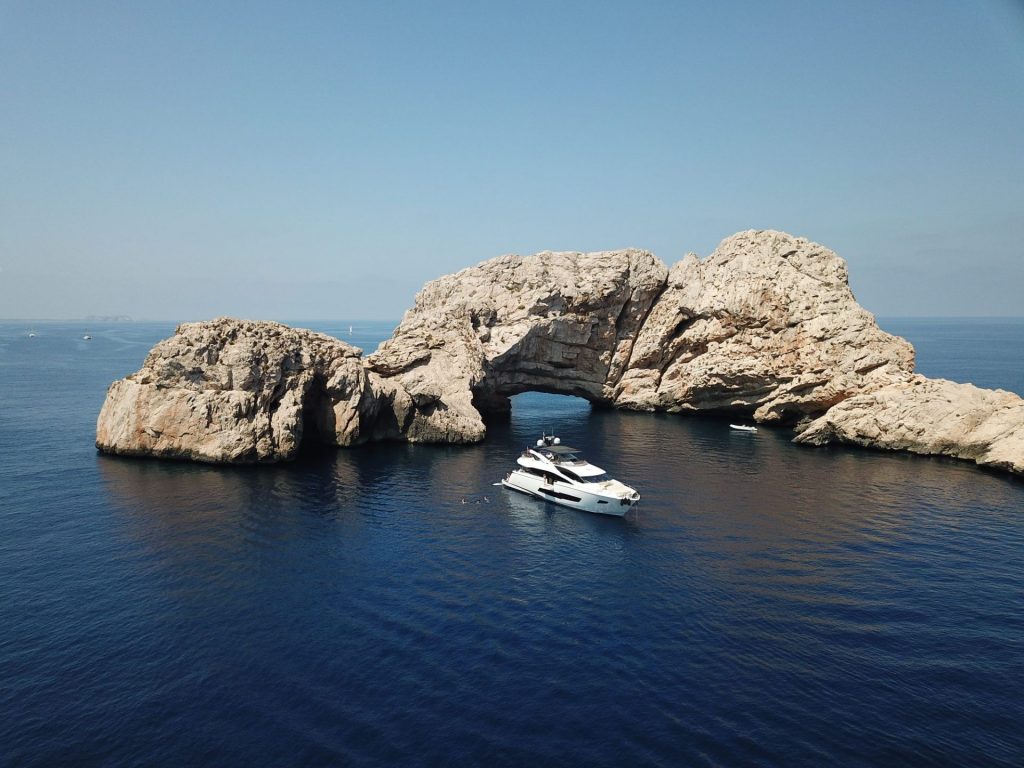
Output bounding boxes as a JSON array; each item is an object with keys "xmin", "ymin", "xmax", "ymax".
[
  {"xmin": 366, "ymin": 248, "xmax": 669, "ymax": 443},
  {"xmin": 794, "ymin": 376, "xmax": 1024, "ymax": 475},
  {"xmin": 615, "ymin": 230, "xmax": 915, "ymax": 421},
  {"xmin": 95, "ymin": 319, "xmax": 384, "ymax": 463},
  {"xmin": 96, "ymin": 230, "xmax": 1023, "ymax": 476},
  {"xmin": 373, "ymin": 230, "xmax": 915, "ymax": 433}
]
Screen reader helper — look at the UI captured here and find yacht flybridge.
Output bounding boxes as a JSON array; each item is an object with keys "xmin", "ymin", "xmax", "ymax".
[{"xmin": 501, "ymin": 434, "xmax": 640, "ymax": 516}]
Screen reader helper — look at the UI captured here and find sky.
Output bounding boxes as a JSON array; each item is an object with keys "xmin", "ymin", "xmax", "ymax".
[{"xmin": 1, "ymin": 0, "xmax": 1022, "ymax": 321}]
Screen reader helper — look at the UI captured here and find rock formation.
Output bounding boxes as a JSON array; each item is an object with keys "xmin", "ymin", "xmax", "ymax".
[
  {"xmin": 96, "ymin": 319, "xmax": 386, "ymax": 462},
  {"xmin": 366, "ymin": 248, "xmax": 669, "ymax": 442},
  {"xmin": 795, "ymin": 376, "xmax": 1024, "ymax": 475},
  {"xmin": 96, "ymin": 230, "xmax": 1024, "ymax": 476},
  {"xmin": 612, "ymin": 231, "xmax": 915, "ymax": 421}
]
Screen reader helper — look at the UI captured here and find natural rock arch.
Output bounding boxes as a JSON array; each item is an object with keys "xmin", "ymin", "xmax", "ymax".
[
  {"xmin": 363, "ymin": 231, "xmax": 914, "ymax": 442},
  {"xmin": 365, "ymin": 247, "xmax": 670, "ymax": 442},
  {"xmin": 96, "ymin": 230, "xmax": 1024, "ymax": 475}
]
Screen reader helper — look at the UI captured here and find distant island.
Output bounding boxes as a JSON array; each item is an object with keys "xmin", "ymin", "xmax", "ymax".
[
  {"xmin": 95, "ymin": 230, "xmax": 1023, "ymax": 476},
  {"xmin": 85, "ymin": 315, "xmax": 133, "ymax": 322}
]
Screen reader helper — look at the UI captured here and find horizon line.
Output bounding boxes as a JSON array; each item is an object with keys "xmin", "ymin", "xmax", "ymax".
[{"xmin": 3, "ymin": 315, "xmax": 1024, "ymax": 324}]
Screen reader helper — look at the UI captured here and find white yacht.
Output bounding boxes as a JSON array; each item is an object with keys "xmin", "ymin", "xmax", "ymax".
[{"xmin": 501, "ymin": 434, "xmax": 640, "ymax": 516}]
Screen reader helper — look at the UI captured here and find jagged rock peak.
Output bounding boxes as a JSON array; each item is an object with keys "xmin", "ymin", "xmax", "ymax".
[
  {"xmin": 708, "ymin": 229, "xmax": 852, "ymax": 285},
  {"xmin": 615, "ymin": 230, "xmax": 916, "ymax": 422}
]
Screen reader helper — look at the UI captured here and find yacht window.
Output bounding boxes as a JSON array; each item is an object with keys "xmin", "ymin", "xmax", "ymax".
[
  {"xmin": 529, "ymin": 468, "xmax": 561, "ymax": 483},
  {"xmin": 557, "ymin": 467, "xmax": 583, "ymax": 483}
]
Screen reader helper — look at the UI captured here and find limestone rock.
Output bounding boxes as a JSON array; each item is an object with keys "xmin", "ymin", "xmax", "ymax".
[
  {"xmin": 794, "ymin": 376, "xmax": 1024, "ymax": 474},
  {"xmin": 94, "ymin": 231, "xmax": 1024, "ymax": 477},
  {"xmin": 366, "ymin": 249, "xmax": 669, "ymax": 442},
  {"xmin": 96, "ymin": 318, "xmax": 379, "ymax": 463},
  {"xmin": 615, "ymin": 231, "xmax": 915, "ymax": 421}
]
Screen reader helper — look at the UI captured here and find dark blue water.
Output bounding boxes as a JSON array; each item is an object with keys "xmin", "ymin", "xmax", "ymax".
[
  {"xmin": 1, "ymin": 319, "xmax": 1022, "ymax": 767},
  {"xmin": 879, "ymin": 317, "xmax": 1024, "ymax": 395}
]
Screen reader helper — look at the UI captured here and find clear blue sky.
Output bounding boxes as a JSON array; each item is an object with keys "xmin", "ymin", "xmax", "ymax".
[{"xmin": 1, "ymin": 0, "xmax": 1022, "ymax": 320}]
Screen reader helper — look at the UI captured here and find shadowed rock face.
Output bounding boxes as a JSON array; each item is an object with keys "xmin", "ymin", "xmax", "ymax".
[{"xmin": 95, "ymin": 230, "xmax": 1024, "ymax": 475}]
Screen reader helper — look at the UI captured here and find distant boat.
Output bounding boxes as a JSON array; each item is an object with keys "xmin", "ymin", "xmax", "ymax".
[
  {"xmin": 348, "ymin": 325, "xmax": 353, "ymax": 335},
  {"xmin": 28, "ymin": 331, "xmax": 36, "ymax": 338},
  {"xmin": 82, "ymin": 334, "xmax": 92, "ymax": 341},
  {"xmin": 730, "ymin": 424, "xmax": 757, "ymax": 433}
]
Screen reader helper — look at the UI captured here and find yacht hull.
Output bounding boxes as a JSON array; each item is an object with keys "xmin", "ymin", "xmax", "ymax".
[{"xmin": 502, "ymin": 470, "xmax": 636, "ymax": 517}]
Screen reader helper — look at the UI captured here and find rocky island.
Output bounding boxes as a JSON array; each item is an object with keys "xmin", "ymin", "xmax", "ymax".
[{"xmin": 96, "ymin": 230, "xmax": 1024, "ymax": 476}]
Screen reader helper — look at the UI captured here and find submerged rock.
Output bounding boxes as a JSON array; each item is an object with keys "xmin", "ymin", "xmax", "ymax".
[{"xmin": 96, "ymin": 231, "xmax": 1024, "ymax": 476}]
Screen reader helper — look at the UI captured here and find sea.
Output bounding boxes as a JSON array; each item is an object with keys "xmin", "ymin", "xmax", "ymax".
[{"xmin": 1, "ymin": 318, "xmax": 1022, "ymax": 767}]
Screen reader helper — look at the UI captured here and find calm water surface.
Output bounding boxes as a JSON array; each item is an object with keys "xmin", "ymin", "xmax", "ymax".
[{"xmin": 1, "ymin": 319, "xmax": 1022, "ymax": 766}]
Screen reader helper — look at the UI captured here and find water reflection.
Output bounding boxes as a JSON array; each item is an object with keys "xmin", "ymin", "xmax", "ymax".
[
  {"xmin": 11, "ymin": 319, "xmax": 1024, "ymax": 766},
  {"xmin": 99, "ymin": 393, "xmax": 1022, "ymax": 562},
  {"xmin": 81, "ymin": 390, "xmax": 1024, "ymax": 767}
]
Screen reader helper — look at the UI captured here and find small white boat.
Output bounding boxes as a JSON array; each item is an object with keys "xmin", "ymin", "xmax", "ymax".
[
  {"xmin": 501, "ymin": 434, "xmax": 640, "ymax": 517},
  {"xmin": 82, "ymin": 335, "xmax": 92, "ymax": 340},
  {"xmin": 730, "ymin": 424, "xmax": 757, "ymax": 433},
  {"xmin": 27, "ymin": 331, "xmax": 36, "ymax": 338}
]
